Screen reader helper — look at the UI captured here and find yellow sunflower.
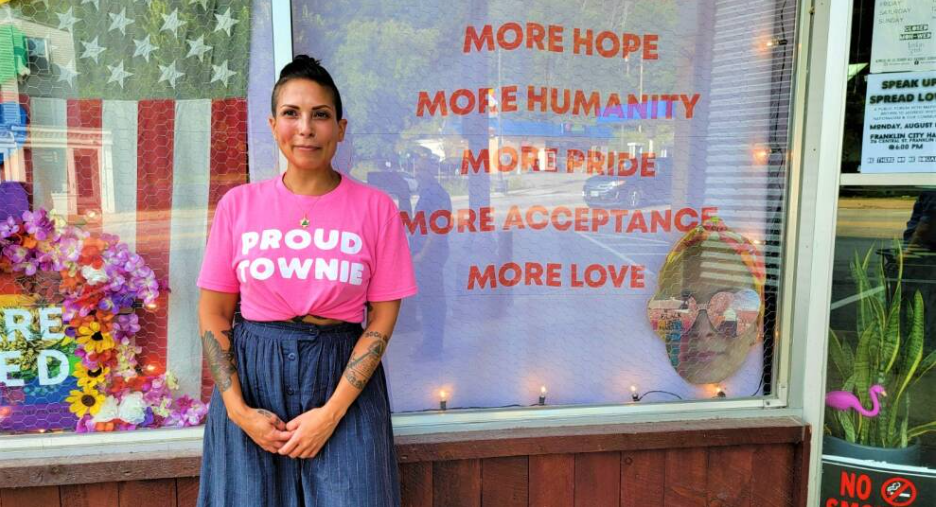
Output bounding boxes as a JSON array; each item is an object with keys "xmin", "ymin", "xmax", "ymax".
[
  {"xmin": 74, "ymin": 364, "xmax": 110, "ymax": 388},
  {"xmin": 76, "ymin": 321, "xmax": 115, "ymax": 354},
  {"xmin": 66, "ymin": 386, "xmax": 105, "ymax": 418}
]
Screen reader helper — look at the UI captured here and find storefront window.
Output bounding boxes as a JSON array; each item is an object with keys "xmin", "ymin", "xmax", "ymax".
[
  {"xmin": 0, "ymin": 0, "xmax": 262, "ymax": 435},
  {"xmin": 820, "ymin": 0, "xmax": 936, "ymax": 503},
  {"xmin": 292, "ymin": 0, "xmax": 799, "ymax": 411}
]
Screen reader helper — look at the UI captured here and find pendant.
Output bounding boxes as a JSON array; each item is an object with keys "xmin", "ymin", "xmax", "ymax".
[{"xmin": 300, "ymin": 216, "xmax": 310, "ymax": 228}]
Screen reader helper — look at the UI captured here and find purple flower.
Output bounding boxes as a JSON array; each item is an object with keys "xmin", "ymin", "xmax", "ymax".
[
  {"xmin": 21, "ymin": 209, "xmax": 54, "ymax": 241},
  {"xmin": 113, "ymin": 313, "xmax": 141, "ymax": 342},
  {"xmin": 75, "ymin": 414, "xmax": 96, "ymax": 433},
  {"xmin": 0, "ymin": 216, "xmax": 19, "ymax": 239},
  {"xmin": 167, "ymin": 396, "xmax": 208, "ymax": 427}
]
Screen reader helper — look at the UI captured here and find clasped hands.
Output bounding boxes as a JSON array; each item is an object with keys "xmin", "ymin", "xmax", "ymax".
[{"xmin": 234, "ymin": 406, "xmax": 341, "ymax": 459}]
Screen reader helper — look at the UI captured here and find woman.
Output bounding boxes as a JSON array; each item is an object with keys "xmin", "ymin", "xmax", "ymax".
[{"xmin": 196, "ymin": 55, "xmax": 416, "ymax": 506}]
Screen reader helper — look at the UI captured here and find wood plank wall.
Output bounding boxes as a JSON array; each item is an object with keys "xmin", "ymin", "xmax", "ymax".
[
  {"xmin": 0, "ymin": 418, "xmax": 809, "ymax": 507},
  {"xmin": 399, "ymin": 445, "xmax": 800, "ymax": 507},
  {"xmin": 0, "ymin": 478, "xmax": 198, "ymax": 507}
]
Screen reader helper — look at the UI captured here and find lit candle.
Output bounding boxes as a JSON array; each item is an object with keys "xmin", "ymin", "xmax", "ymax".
[
  {"xmin": 538, "ymin": 385, "xmax": 547, "ymax": 406},
  {"xmin": 630, "ymin": 385, "xmax": 640, "ymax": 402},
  {"xmin": 439, "ymin": 390, "xmax": 448, "ymax": 411}
]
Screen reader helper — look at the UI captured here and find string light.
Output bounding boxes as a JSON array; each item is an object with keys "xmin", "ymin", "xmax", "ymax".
[
  {"xmin": 438, "ymin": 390, "xmax": 447, "ymax": 411},
  {"xmin": 716, "ymin": 386, "xmax": 727, "ymax": 398},
  {"xmin": 144, "ymin": 302, "xmax": 159, "ymax": 311},
  {"xmin": 538, "ymin": 385, "xmax": 547, "ymax": 406},
  {"xmin": 764, "ymin": 37, "xmax": 788, "ymax": 49},
  {"xmin": 753, "ymin": 144, "xmax": 782, "ymax": 165},
  {"xmin": 630, "ymin": 385, "xmax": 640, "ymax": 402},
  {"xmin": 145, "ymin": 364, "xmax": 158, "ymax": 374}
]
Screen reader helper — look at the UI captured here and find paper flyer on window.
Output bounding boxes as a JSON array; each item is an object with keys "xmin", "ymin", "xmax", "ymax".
[
  {"xmin": 861, "ymin": 71, "xmax": 936, "ymax": 174},
  {"xmin": 871, "ymin": 0, "xmax": 936, "ymax": 74}
]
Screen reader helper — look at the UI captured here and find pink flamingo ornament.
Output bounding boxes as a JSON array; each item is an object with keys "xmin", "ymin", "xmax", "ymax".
[{"xmin": 825, "ymin": 384, "xmax": 887, "ymax": 417}]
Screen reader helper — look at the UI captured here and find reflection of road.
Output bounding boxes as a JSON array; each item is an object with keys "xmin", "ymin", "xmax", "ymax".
[{"xmin": 837, "ymin": 200, "xmax": 915, "ymax": 239}]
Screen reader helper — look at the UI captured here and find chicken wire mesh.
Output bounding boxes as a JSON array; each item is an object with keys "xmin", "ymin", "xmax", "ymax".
[{"xmin": 0, "ymin": 0, "xmax": 253, "ymax": 435}]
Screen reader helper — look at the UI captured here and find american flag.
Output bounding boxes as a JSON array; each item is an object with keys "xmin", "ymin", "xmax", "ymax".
[{"xmin": 1, "ymin": 0, "xmax": 251, "ymax": 400}]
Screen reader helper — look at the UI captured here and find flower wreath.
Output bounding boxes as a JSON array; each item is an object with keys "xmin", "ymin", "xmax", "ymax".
[{"xmin": 0, "ymin": 209, "xmax": 207, "ymax": 432}]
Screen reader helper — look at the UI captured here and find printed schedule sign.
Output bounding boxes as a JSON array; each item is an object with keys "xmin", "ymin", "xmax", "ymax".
[
  {"xmin": 293, "ymin": 0, "xmax": 797, "ymax": 411},
  {"xmin": 871, "ymin": 0, "xmax": 936, "ymax": 74},
  {"xmin": 861, "ymin": 71, "xmax": 936, "ymax": 174}
]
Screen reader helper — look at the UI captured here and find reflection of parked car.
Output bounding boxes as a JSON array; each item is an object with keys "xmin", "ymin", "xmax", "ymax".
[
  {"xmin": 582, "ymin": 156, "xmax": 673, "ymax": 208},
  {"xmin": 583, "ymin": 175, "xmax": 643, "ymax": 208}
]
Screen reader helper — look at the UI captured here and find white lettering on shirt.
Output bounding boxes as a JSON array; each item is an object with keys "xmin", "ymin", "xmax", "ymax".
[
  {"xmin": 236, "ymin": 228, "xmax": 368, "ymax": 286},
  {"xmin": 284, "ymin": 229, "xmax": 312, "ymax": 250},
  {"xmin": 249, "ymin": 258, "xmax": 275, "ymax": 280},
  {"xmin": 260, "ymin": 229, "xmax": 282, "ymax": 250},
  {"xmin": 277, "ymin": 257, "xmax": 313, "ymax": 279},
  {"xmin": 237, "ymin": 260, "xmax": 250, "ymax": 282},
  {"xmin": 341, "ymin": 232, "xmax": 362, "ymax": 254},
  {"xmin": 313, "ymin": 229, "xmax": 339, "ymax": 250},
  {"xmin": 242, "ymin": 231, "xmax": 260, "ymax": 255},
  {"xmin": 316, "ymin": 258, "xmax": 339, "ymax": 281}
]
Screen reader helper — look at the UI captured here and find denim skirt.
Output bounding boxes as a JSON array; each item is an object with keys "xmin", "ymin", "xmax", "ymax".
[{"xmin": 197, "ymin": 319, "xmax": 400, "ymax": 507}]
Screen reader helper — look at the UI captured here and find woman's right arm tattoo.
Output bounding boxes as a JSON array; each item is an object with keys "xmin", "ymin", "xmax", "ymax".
[{"xmin": 201, "ymin": 329, "xmax": 237, "ymax": 392}]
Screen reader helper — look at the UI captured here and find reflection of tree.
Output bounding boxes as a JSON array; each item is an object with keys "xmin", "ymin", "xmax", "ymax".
[{"xmin": 297, "ymin": 1, "xmax": 681, "ymax": 151}]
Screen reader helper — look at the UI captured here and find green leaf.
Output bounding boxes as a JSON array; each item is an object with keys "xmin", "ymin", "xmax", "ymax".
[
  {"xmin": 852, "ymin": 249, "xmax": 875, "ymax": 339},
  {"xmin": 894, "ymin": 292, "xmax": 925, "ymax": 403},
  {"xmin": 913, "ymin": 349, "xmax": 936, "ymax": 384},
  {"xmin": 900, "ymin": 392, "xmax": 911, "ymax": 448},
  {"xmin": 853, "ymin": 321, "xmax": 877, "ymax": 420},
  {"xmin": 880, "ymin": 292, "xmax": 901, "ymax": 374},
  {"xmin": 829, "ymin": 330, "xmax": 854, "ymax": 380},
  {"xmin": 908, "ymin": 421, "xmax": 936, "ymax": 440},
  {"xmin": 838, "ymin": 410, "xmax": 857, "ymax": 443},
  {"xmin": 885, "ymin": 291, "xmax": 925, "ymax": 443}
]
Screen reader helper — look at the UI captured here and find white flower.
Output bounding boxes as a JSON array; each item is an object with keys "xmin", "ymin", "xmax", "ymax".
[
  {"xmin": 91, "ymin": 396, "xmax": 120, "ymax": 423},
  {"xmin": 118, "ymin": 392, "xmax": 147, "ymax": 424},
  {"xmin": 80, "ymin": 265, "xmax": 109, "ymax": 285}
]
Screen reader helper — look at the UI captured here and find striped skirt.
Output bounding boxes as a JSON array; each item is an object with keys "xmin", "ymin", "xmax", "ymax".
[{"xmin": 197, "ymin": 319, "xmax": 400, "ymax": 507}]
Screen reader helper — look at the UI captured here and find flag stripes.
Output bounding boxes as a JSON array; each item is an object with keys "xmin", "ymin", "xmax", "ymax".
[{"xmin": 18, "ymin": 97, "xmax": 248, "ymax": 397}]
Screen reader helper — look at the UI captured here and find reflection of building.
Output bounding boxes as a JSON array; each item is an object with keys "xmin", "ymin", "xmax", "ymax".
[{"xmin": 0, "ymin": 16, "xmax": 78, "ymax": 214}]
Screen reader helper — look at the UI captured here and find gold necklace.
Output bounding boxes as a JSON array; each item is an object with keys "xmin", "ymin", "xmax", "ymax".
[{"xmin": 283, "ymin": 171, "xmax": 341, "ymax": 228}]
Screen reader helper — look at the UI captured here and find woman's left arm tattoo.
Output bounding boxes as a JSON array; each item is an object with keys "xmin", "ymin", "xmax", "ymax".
[{"xmin": 342, "ymin": 332, "xmax": 389, "ymax": 390}]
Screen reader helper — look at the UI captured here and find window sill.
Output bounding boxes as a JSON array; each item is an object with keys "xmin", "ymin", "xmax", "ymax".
[{"xmin": 0, "ymin": 416, "xmax": 808, "ymax": 488}]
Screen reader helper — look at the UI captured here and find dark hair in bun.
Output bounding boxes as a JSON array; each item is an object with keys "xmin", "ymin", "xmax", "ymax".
[{"xmin": 270, "ymin": 55, "xmax": 343, "ymax": 120}]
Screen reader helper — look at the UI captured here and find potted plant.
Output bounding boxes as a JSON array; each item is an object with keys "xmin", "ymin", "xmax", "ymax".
[{"xmin": 824, "ymin": 241, "xmax": 935, "ymax": 465}]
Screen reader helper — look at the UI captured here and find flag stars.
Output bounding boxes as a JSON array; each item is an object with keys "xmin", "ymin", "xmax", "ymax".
[
  {"xmin": 214, "ymin": 8, "xmax": 239, "ymax": 36},
  {"xmin": 108, "ymin": 8, "xmax": 134, "ymax": 35},
  {"xmin": 133, "ymin": 35, "xmax": 158, "ymax": 62},
  {"xmin": 107, "ymin": 61, "xmax": 133, "ymax": 89},
  {"xmin": 55, "ymin": 60, "xmax": 79, "ymax": 87},
  {"xmin": 186, "ymin": 36, "xmax": 212, "ymax": 62},
  {"xmin": 80, "ymin": 37, "xmax": 106, "ymax": 63},
  {"xmin": 158, "ymin": 61, "xmax": 185, "ymax": 89},
  {"xmin": 56, "ymin": 7, "xmax": 79, "ymax": 32},
  {"xmin": 211, "ymin": 60, "xmax": 237, "ymax": 87},
  {"xmin": 161, "ymin": 8, "xmax": 186, "ymax": 37}
]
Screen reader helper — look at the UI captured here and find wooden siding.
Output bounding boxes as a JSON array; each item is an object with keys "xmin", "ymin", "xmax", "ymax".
[{"xmin": 0, "ymin": 417, "xmax": 809, "ymax": 507}]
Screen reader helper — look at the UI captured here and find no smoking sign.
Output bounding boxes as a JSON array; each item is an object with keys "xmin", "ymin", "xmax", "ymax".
[
  {"xmin": 822, "ymin": 456, "xmax": 933, "ymax": 507},
  {"xmin": 881, "ymin": 477, "xmax": 917, "ymax": 507}
]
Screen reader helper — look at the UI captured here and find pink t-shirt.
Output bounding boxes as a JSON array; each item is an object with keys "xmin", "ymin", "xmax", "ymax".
[{"xmin": 197, "ymin": 173, "xmax": 417, "ymax": 323}]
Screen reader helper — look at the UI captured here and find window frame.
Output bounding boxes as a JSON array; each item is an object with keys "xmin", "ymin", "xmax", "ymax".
[{"xmin": 0, "ymin": 0, "xmax": 835, "ymax": 470}]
